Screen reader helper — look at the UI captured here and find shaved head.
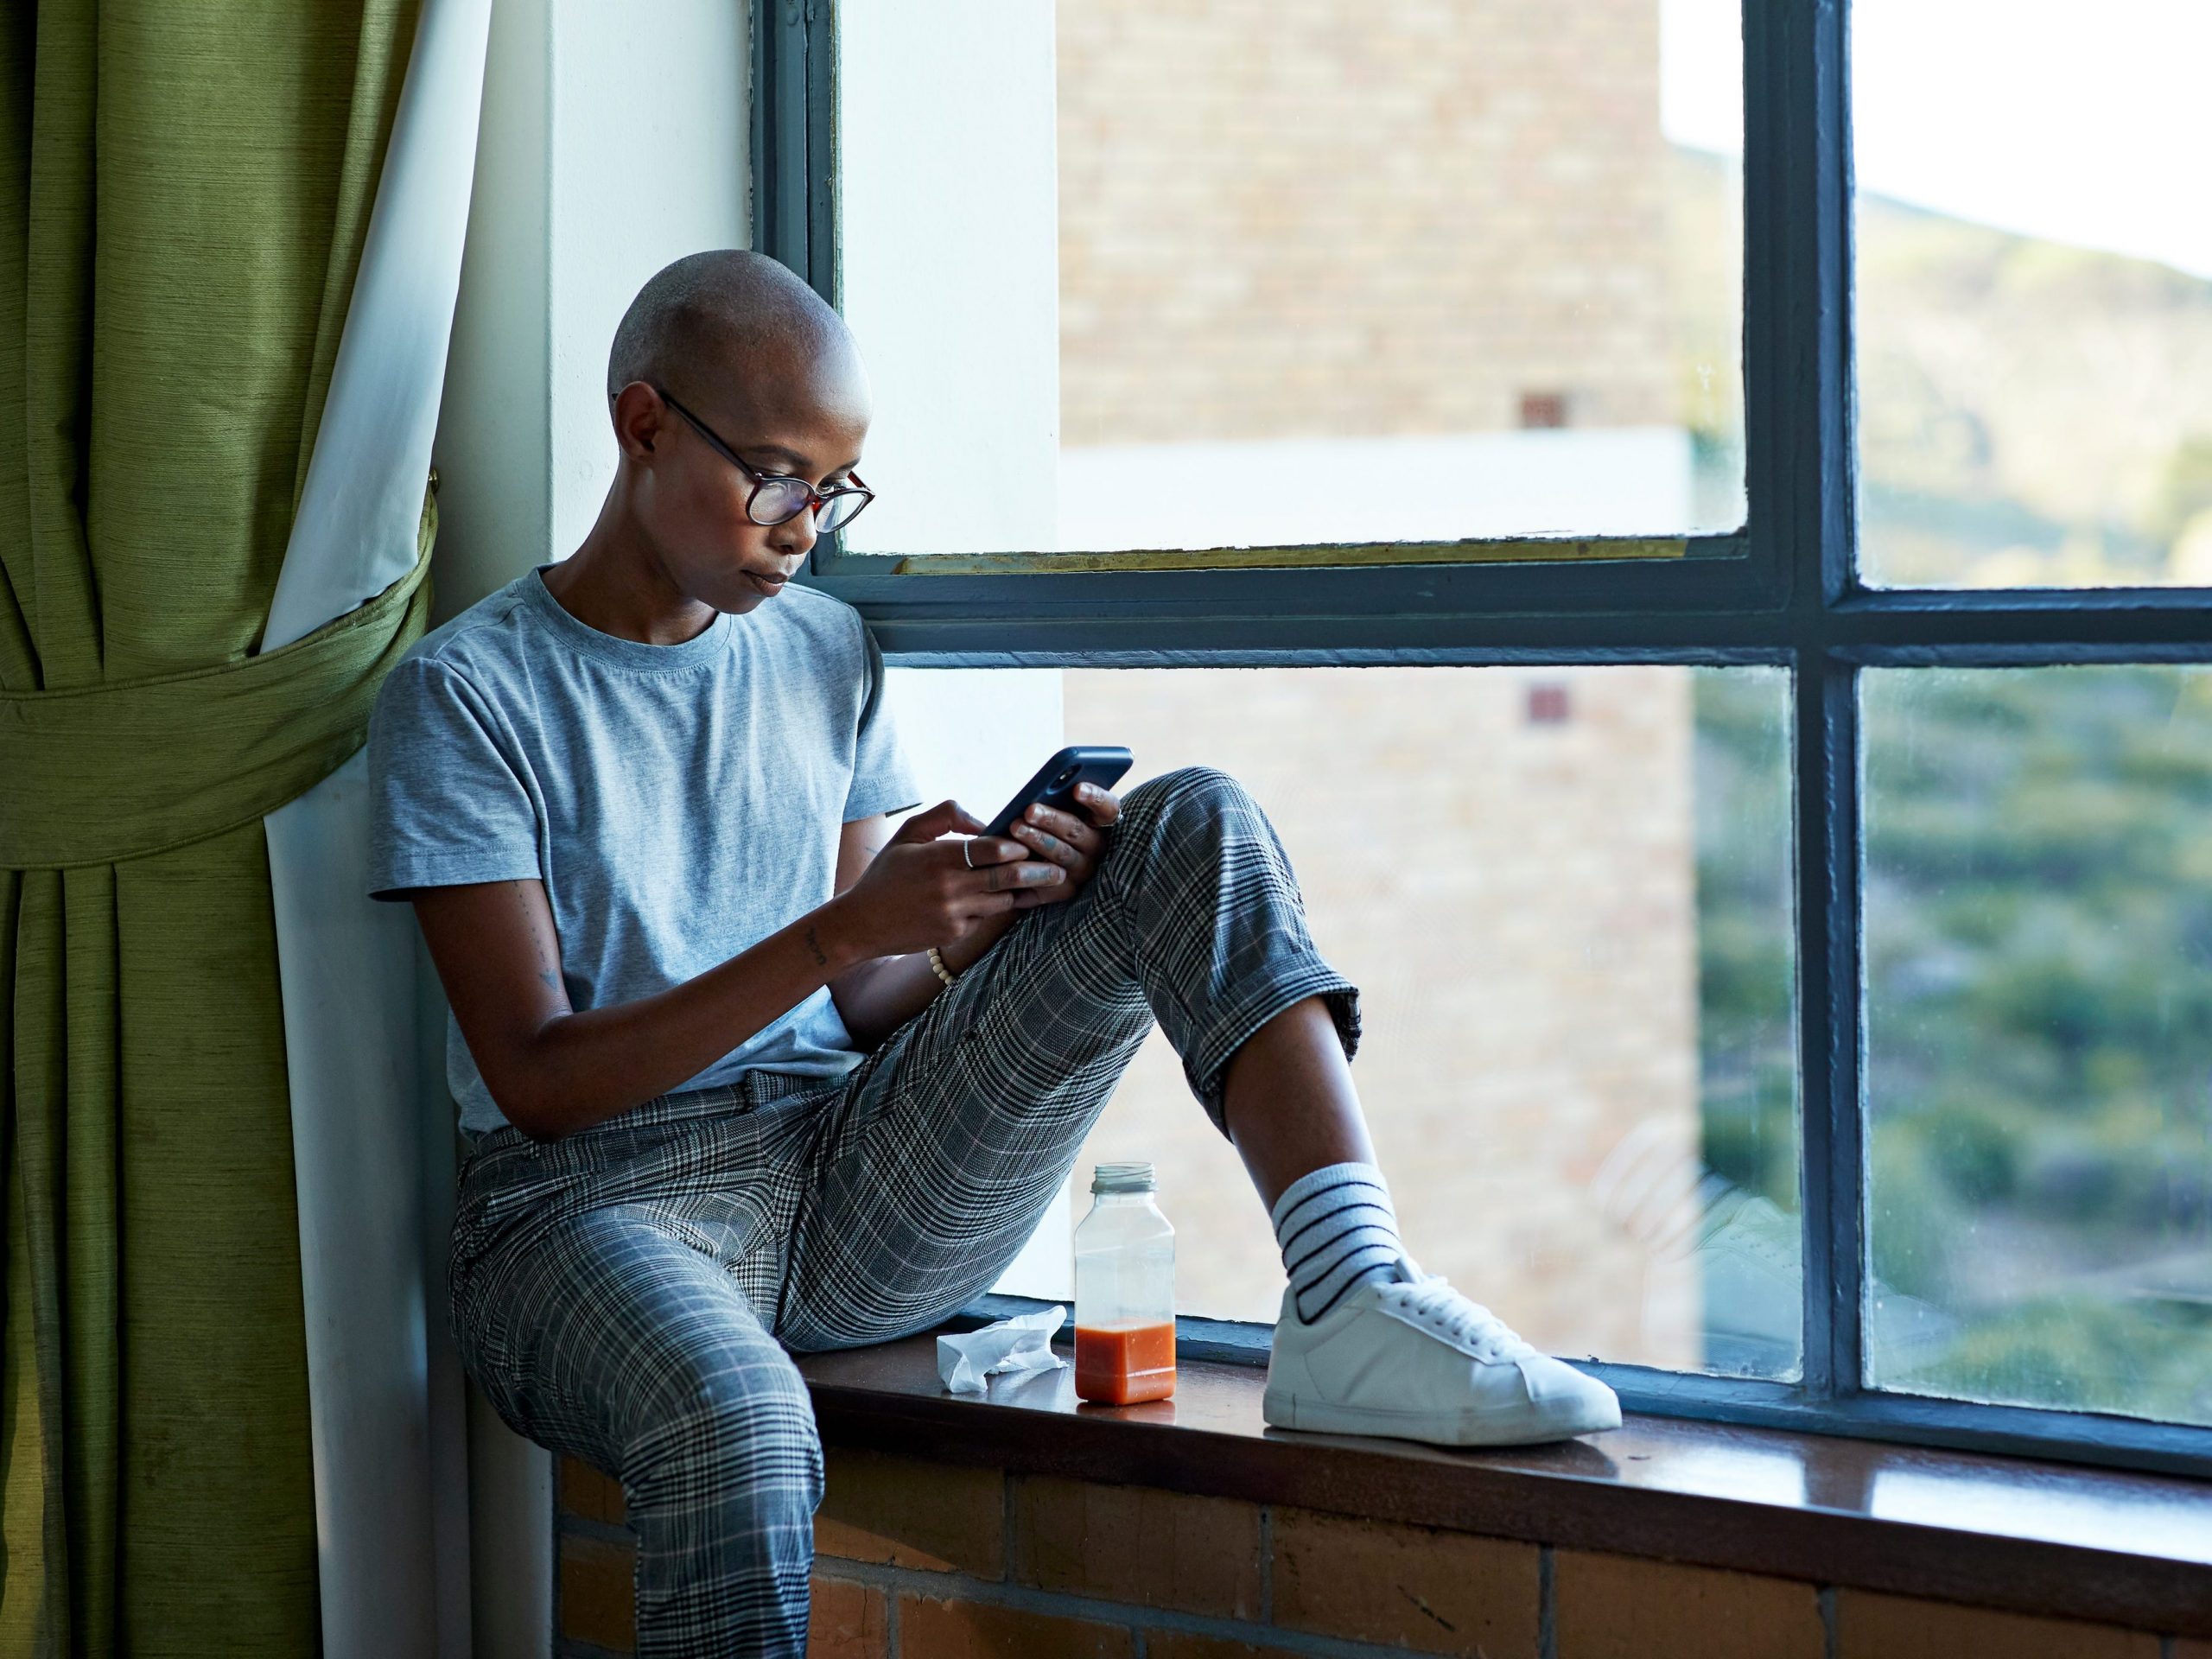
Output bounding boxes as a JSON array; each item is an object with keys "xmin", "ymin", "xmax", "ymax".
[{"xmin": 607, "ymin": 249, "xmax": 868, "ymax": 433}]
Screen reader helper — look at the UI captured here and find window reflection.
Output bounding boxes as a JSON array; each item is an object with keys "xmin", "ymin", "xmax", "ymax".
[{"xmin": 1871, "ymin": 1469, "xmax": 2212, "ymax": 1562}]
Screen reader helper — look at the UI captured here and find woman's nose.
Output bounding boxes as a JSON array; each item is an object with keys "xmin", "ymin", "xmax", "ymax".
[{"xmin": 772, "ymin": 505, "xmax": 820, "ymax": 558}]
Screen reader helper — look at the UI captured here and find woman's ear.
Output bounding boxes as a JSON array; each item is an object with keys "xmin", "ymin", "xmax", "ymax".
[{"xmin": 611, "ymin": 381, "xmax": 666, "ymax": 460}]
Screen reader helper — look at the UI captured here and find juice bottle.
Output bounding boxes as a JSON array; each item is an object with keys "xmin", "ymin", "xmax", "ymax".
[{"xmin": 1073, "ymin": 1160, "xmax": 1176, "ymax": 1404}]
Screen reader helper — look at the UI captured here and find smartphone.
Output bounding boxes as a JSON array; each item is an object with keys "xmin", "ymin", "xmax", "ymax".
[{"xmin": 982, "ymin": 746, "xmax": 1135, "ymax": 839}]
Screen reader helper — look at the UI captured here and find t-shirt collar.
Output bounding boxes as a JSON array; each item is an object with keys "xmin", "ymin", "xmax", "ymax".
[{"xmin": 522, "ymin": 563, "xmax": 735, "ymax": 672}]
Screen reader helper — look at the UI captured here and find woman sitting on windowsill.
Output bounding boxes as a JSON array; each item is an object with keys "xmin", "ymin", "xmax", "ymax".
[{"xmin": 363, "ymin": 250, "xmax": 1620, "ymax": 1657}]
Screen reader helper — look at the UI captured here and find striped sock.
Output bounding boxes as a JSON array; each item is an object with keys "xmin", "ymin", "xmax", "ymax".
[{"xmin": 1271, "ymin": 1161, "xmax": 1404, "ymax": 1324}]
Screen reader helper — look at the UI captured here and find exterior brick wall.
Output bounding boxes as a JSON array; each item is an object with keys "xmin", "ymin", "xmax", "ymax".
[
  {"xmin": 1057, "ymin": 0, "xmax": 1675, "ymax": 447},
  {"xmin": 551, "ymin": 1450, "xmax": 2182, "ymax": 1659},
  {"xmin": 1061, "ymin": 664, "xmax": 1704, "ymax": 1368}
]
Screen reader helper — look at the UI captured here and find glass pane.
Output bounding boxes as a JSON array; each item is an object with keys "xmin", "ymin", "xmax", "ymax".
[
  {"xmin": 836, "ymin": 0, "xmax": 1746, "ymax": 562},
  {"xmin": 1866, "ymin": 668, "xmax": 2212, "ymax": 1424},
  {"xmin": 1853, "ymin": 3, "xmax": 2212, "ymax": 588},
  {"xmin": 1051, "ymin": 666, "xmax": 1796, "ymax": 1376}
]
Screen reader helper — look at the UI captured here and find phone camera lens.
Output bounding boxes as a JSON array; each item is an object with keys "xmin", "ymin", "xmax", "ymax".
[{"xmin": 1052, "ymin": 766, "xmax": 1078, "ymax": 790}]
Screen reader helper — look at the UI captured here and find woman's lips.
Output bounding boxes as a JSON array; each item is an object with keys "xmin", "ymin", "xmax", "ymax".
[{"xmin": 747, "ymin": 570, "xmax": 788, "ymax": 596}]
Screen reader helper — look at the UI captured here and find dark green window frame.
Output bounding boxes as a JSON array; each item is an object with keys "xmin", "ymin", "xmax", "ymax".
[{"xmin": 757, "ymin": 0, "xmax": 2212, "ymax": 1479}]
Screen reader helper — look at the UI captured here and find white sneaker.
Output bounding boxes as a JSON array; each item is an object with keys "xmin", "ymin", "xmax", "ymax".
[{"xmin": 1263, "ymin": 1256, "xmax": 1622, "ymax": 1446}]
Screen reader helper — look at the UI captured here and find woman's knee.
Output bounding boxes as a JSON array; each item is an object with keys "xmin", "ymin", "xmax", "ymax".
[
  {"xmin": 1120, "ymin": 764, "xmax": 1253, "ymax": 830},
  {"xmin": 1116, "ymin": 766, "xmax": 1280, "ymax": 866},
  {"xmin": 630, "ymin": 1338, "xmax": 823, "ymax": 1508}
]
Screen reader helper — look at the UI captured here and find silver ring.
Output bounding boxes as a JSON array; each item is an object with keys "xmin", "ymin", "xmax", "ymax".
[{"xmin": 962, "ymin": 838, "xmax": 976, "ymax": 870}]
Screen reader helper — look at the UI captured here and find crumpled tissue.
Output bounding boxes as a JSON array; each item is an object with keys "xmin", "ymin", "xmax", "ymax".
[{"xmin": 937, "ymin": 1304, "xmax": 1068, "ymax": 1395}]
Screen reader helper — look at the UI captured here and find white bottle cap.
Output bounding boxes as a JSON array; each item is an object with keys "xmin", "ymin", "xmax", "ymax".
[{"xmin": 1091, "ymin": 1160, "xmax": 1156, "ymax": 1194}]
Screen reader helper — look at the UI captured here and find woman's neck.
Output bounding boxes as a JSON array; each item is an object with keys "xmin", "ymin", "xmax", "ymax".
[{"xmin": 542, "ymin": 515, "xmax": 715, "ymax": 647}]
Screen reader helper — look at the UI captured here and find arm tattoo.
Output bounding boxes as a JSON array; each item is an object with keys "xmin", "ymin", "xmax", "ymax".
[{"xmin": 804, "ymin": 923, "xmax": 830, "ymax": 968}]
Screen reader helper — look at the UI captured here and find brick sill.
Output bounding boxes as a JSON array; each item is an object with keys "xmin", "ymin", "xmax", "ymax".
[{"xmin": 796, "ymin": 1326, "xmax": 2212, "ymax": 1639}]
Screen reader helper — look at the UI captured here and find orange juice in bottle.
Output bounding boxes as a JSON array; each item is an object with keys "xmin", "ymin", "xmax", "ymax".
[{"xmin": 1073, "ymin": 1161, "xmax": 1175, "ymax": 1404}]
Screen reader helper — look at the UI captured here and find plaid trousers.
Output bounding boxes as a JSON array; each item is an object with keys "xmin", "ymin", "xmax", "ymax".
[{"xmin": 448, "ymin": 766, "xmax": 1360, "ymax": 1656}]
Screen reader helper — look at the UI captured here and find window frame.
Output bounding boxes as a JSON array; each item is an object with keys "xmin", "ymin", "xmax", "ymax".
[{"xmin": 757, "ymin": 0, "xmax": 2212, "ymax": 1480}]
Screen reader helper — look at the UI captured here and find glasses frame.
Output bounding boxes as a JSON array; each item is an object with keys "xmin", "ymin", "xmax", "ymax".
[{"xmin": 652, "ymin": 385, "xmax": 875, "ymax": 534}]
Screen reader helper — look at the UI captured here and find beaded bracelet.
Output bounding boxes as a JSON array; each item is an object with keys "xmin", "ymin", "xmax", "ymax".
[{"xmin": 926, "ymin": 945, "xmax": 957, "ymax": 988}]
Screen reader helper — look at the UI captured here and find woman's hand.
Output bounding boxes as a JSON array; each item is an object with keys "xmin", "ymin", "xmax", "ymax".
[
  {"xmin": 1001, "ymin": 781, "xmax": 1122, "ymax": 909},
  {"xmin": 825, "ymin": 798, "xmax": 1066, "ymax": 960}
]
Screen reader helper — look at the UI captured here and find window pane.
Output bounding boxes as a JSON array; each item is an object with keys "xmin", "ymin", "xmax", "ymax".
[
  {"xmin": 1853, "ymin": 3, "xmax": 2212, "ymax": 588},
  {"xmin": 1054, "ymin": 666, "xmax": 1796, "ymax": 1376},
  {"xmin": 836, "ymin": 0, "xmax": 1746, "ymax": 562},
  {"xmin": 1865, "ymin": 669, "xmax": 2212, "ymax": 1424}
]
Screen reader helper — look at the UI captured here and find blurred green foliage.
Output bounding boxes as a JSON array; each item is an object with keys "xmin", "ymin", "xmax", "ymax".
[
  {"xmin": 1691, "ymin": 670, "xmax": 1798, "ymax": 1211},
  {"xmin": 1693, "ymin": 666, "xmax": 2212, "ymax": 1427}
]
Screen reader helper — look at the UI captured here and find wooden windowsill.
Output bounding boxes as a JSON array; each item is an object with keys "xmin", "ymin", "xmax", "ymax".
[{"xmin": 795, "ymin": 1330, "xmax": 2212, "ymax": 1638}]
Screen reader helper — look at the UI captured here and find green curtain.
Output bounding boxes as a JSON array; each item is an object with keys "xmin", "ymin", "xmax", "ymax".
[{"xmin": 0, "ymin": 2, "xmax": 424, "ymax": 1650}]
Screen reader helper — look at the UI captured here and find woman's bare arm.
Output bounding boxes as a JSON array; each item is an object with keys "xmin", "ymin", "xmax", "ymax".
[
  {"xmin": 410, "ymin": 798, "xmax": 1072, "ymax": 1140},
  {"xmin": 412, "ymin": 792, "xmax": 1115, "ymax": 1140},
  {"xmin": 411, "ymin": 876, "xmax": 874, "ymax": 1140}
]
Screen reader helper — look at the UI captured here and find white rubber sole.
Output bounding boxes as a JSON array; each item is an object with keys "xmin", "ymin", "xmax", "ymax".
[{"xmin": 1261, "ymin": 1382, "xmax": 1622, "ymax": 1447}]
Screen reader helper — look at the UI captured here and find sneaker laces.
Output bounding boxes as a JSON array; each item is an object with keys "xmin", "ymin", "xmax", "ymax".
[{"xmin": 1375, "ymin": 1268, "xmax": 1538, "ymax": 1363}]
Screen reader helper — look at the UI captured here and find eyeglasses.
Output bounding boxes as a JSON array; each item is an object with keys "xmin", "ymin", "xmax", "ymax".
[{"xmin": 653, "ymin": 386, "xmax": 875, "ymax": 535}]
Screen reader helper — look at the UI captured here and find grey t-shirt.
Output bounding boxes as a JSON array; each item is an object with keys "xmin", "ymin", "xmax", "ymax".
[{"xmin": 365, "ymin": 564, "xmax": 920, "ymax": 1135}]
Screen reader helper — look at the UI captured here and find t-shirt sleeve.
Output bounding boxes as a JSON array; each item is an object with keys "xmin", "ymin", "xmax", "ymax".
[
  {"xmin": 844, "ymin": 623, "xmax": 923, "ymax": 822},
  {"xmin": 365, "ymin": 657, "xmax": 544, "ymax": 900}
]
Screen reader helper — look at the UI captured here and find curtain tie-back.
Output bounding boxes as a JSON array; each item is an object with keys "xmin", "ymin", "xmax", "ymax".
[{"xmin": 0, "ymin": 505, "xmax": 435, "ymax": 871}]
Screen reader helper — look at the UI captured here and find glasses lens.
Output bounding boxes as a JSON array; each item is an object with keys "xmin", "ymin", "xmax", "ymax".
[
  {"xmin": 748, "ymin": 478, "xmax": 814, "ymax": 525},
  {"xmin": 815, "ymin": 490, "xmax": 870, "ymax": 534}
]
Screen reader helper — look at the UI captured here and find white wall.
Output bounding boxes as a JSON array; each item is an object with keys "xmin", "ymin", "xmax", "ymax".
[
  {"xmin": 430, "ymin": 0, "xmax": 551, "ymax": 626},
  {"xmin": 435, "ymin": 0, "xmax": 750, "ymax": 626},
  {"xmin": 544, "ymin": 2, "xmax": 749, "ymax": 556}
]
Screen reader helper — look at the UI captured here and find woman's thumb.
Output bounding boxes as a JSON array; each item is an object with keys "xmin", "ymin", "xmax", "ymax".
[{"xmin": 893, "ymin": 798, "xmax": 975, "ymax": 842}]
